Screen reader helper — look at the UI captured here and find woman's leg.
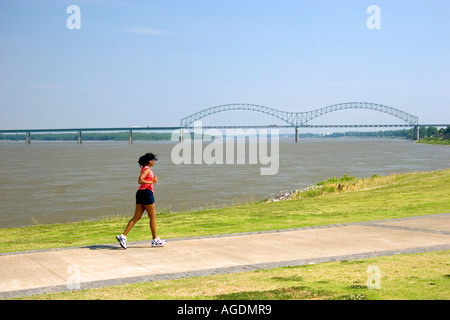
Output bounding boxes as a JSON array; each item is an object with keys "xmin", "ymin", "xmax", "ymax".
[
  {"xmin": 123, "ymin": 204, "xmax": 145, "ymax": 236},
  {"xmin": 144, "ymin": 204, "xmax": 157, "ymax": 239}
]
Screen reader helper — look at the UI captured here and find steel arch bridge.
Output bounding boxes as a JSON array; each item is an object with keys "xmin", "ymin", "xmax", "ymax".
[{"xmin": 180, "ymin": 102, "xmax": 419, "ymax": 128}]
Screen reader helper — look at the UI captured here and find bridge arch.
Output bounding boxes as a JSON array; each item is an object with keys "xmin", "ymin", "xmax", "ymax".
[
  {"xmin": 180, "ymin": 104, "xmax": 294, "ymax": 127},
  {"xmin": 180, "ymin": 102, "xmax": 419, "ymax": 127},
  {"xmin": 300, "ymin": 102, "xmax": 419, "ymax": 126}
]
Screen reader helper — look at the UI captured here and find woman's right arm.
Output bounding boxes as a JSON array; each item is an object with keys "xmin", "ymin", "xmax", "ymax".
[{"xmin": 138, "ymin": 168, "xmax": 153, "ymax": 185}]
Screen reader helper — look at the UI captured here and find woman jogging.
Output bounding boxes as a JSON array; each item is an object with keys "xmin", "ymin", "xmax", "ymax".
[{"xmin": 116, "ymin": 152, "xmax": 166, "ymax": 249}]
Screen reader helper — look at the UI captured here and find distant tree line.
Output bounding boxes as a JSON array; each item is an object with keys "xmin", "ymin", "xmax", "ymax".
[
  {"xmin": 323, "ymin": 126, "xmax": 450, "ymax": 139},
  {"xmin": 1, "ymin": 126, "xmax": 448, "ymax": 141}
]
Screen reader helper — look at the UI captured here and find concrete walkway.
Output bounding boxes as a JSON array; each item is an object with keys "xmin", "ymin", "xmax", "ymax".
[{"xmin": 1, "ymin": 213, "xmax": 449, "ymax": 299}]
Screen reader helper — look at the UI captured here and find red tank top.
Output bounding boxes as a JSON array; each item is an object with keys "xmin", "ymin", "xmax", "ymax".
[{"xmin": 138, "ymin": 166, "xmax": 154, "ymax": 192}]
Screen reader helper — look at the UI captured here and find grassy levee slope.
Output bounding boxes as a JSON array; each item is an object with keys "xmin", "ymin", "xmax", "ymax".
[{"xmin": 1, "ymin": 169, "xmax": 449, "ymax": 254}]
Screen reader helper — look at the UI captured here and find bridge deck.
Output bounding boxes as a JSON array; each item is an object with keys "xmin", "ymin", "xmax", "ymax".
[{"xmin": 1, "ymin": 124, "xmax": 447, "ymax": 135}]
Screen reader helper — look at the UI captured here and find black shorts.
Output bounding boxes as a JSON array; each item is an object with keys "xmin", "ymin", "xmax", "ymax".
[{"xmin": 136, "ymin": 189, "xmax": 155, "ymax": 205}]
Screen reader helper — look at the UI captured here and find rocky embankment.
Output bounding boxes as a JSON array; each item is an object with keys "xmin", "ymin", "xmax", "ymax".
[{"xmin": 265, "ymin": 185, "xmax": 323, "ymax": 203}]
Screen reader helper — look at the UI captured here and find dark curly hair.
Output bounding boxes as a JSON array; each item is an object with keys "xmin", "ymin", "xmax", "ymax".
[{"xmin": 138, "ymin": 153, "xmax": 158, "ymax": 167}]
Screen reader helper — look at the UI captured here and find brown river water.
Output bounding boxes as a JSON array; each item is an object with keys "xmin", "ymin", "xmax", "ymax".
[{"xmin": 0, "ymin": 138, "xmax": 449, "ymax": 228}]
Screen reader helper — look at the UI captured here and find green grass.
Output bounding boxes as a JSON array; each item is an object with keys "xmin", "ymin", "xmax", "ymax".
[
  {"xmin": 4, "ymin": 168, "xmax": 450, "ymax": 300},
  {"xmin": 20, "ymin": 250, "xmax": 450, "ymax": 300},
  {"xmin": 1, "ymin": 169, "xmax": 449, "ymax": 253},
  {"xmin": 417, "ymin": 137, "xmax": 450, "ymax": 145}
]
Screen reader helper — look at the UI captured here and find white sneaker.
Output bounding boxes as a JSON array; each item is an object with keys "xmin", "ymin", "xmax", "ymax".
[
  {"xmin": 152, "ymin": 237, "xmax": 166, "ymax": 247},
  {"xmin": 116, "ymin": 234, "xmax": 127, "ymax": 249}
]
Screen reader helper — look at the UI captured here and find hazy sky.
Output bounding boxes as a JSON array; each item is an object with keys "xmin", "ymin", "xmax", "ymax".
[{"xmin": 0, "ymin": 0, "xmax": 449, "ymax": 129}]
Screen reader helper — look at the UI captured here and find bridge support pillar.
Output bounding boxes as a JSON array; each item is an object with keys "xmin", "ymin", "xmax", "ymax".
[
  {"xmin": 295, "ymin": 127, "xmax": 299, "ymax": 143},
  {"xmin": 77, "ymin": 131, "xmax": 82, "ymax": 144},
  {"xmin": 414, "ymin": 126, "xmax": 420, "ymax": 141},
  {"xmin": 179, "ymin": 128, "xmax": 183, "ymax": 142},
  {"xmin": 25, "ymin": 132, "xmax": 31, "ymax": 144},
  {"xmin": 129, "ymin": 130, "xmax": 133, "ymax": 144}
]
